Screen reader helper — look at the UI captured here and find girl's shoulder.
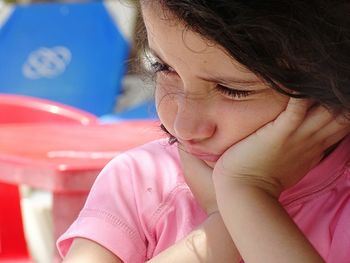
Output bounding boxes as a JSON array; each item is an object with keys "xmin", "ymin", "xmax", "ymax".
[
  {"xmin": 57, "ymin": 139, "xmax": 195, "ymax": 262},
  {"xmin": 281, "ymin": 134, "xmax": 350, "ymax": 205},
  {"xmin": 95, "ymin": 138, "xmax": 187, "ymax": 213},
  {"xmin": 104, "ymin": 138, "xmax": 183, "ymax": 185},
  {"xmin": 279, "ymin": 135, "xmax": 350, "ymax": 261}
]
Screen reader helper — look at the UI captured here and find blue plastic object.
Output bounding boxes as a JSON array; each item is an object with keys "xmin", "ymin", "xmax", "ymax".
[
  {"xmin": 99, "ymin": 99, "xmax": 158, "ymax": 123},
  {"xmin": 0, "ymin": 2, "xmax": 130, "ymax": 116},
  {"xmin": 117, "ymin": 99, "xmax": 157, "ymax": 119}
]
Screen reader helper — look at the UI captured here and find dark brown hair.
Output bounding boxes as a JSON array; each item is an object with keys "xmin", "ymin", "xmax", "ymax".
[{"xmin": 138, "ymin": 0, "xmax": 350, "ymax": 116}]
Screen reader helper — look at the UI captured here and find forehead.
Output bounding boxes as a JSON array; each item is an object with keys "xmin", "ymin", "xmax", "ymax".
[
  {"xmin": 141, "ymin": 4, "xmax": 258, "ymax": 81},
  {"xmin": 142, "ymin": 5, "xmax": 214, "ymax": 53}
]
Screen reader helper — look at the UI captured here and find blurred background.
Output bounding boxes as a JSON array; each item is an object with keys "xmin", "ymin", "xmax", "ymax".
[
  {"xmin": 0, "ymin": 0, "xmax": 155, "ymax": 118},
  {"xmin": 0, "ymin": 0, "xmax": 158, "ymax": 262}
]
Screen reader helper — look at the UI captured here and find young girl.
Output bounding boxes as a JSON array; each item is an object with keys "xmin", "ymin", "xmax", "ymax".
[{"xmin": 58, "ymin": 1, "xmax": 350, "ymax": 262}]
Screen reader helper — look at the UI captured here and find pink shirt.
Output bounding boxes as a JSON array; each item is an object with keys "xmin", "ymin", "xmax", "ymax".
[{"xmin": 57, "ymin": 136, "xmax": 350, "ymax": 262}]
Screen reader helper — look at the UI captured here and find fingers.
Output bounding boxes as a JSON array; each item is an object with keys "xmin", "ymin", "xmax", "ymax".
[
  {"xmin": 178, "ymin": 147, "xmax": 213, "ymax": 180},
  {"xmin": 284, "ymin": 98, "xmax": 313, "ymax": 122},
  {"xmin": 292, "ymin": 100, "xmax": 350, "ymax": 147},
  {"xmin": 322, "ymin": 127, "xmax": 350, "ymax": 151},
  {"xmin": 178, "ymin": 147, "xmax": 217, "ymax": 214},
  {"xmin": 296, "ymin": 104, "xmax": 335, "ymax": 136},
  {"xmin": 280, "ymin": 98, "xmax": 349, "ymax": 144},
  {"xmin": 260, "ymin": 96, "xmax": 349, "ymax": 164},
  {"xmin": 275, "ymin": 98, "xmax": 312, "ymax": 135},
  {"xmin": 312, "ymin": 115, "xmax": 350, "ymax": 150}
]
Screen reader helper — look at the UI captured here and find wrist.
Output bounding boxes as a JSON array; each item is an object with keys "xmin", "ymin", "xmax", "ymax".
[
  {"xmin": 199, "ymin": 211, "xmax": 241, "ymax": 262},
  {"xmin": 213, "ymin": 176, "xmax": 324, "ymax": 263},
  {"xmin": 213, "ymin": 171, "xmax": 283, "ymax": 199}
]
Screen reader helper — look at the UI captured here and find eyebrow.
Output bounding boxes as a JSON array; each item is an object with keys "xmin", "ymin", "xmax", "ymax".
[{"xmin": 147, "ymin": 47, "xmax": 261, "ymax": 87}]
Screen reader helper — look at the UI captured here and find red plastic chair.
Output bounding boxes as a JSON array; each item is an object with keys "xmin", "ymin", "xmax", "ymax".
[
  {"xmin": 0, "ymin": 94, "xmax": 98, "ymax": 125},
  {"xmin": 0, "ymin": 183, "xmax": 31, "ymax": 262},
  {"xmin": 0, "ymin": 94, "xmax": 98, "ymax": 262}
]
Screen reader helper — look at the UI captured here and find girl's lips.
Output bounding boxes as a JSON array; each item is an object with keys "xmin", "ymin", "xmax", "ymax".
[{"xmin": 178, "ymin": 141, "xmax": 222, "ymax": 162}]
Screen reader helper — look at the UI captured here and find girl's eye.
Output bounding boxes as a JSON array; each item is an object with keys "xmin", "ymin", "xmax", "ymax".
[
  {"xmin": 148, "ymin": 58, "xmax": 253, "ymax": 99},
  {"xmin": 215, "ymin": 84, "xmax": 254, "ymax": 99},
  {"xmin": 150, "ymin": 61, "xmax": 174, "ymax": 74}
]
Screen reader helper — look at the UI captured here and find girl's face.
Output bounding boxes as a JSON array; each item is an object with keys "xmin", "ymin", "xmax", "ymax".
[{"xmin": 142, "ymin": 5, "xmax": 289, "ymax": 167}]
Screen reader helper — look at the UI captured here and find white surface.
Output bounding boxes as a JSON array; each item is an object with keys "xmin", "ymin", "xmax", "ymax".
[
  {"xmin": 104, "ymin": 0, "xmax": 136, "ymax": 43},
  {"xmin": 0, "ymin": 3, "xmax": 13, "ymax": 29},
  {"xmin": 116, "ymin": 74, "xmax": 154, "ymax": 112},
  {"xmin": 21, "ymin": 189, "xmax": 54, "ymax": 263}
]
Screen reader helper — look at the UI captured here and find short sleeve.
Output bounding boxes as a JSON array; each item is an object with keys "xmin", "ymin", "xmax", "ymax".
[
  {"xmin": 57, "ymin": 139, "xmax": 184, "ymax": 263},
  {"xmin": 57, "ymin": 153, "xmax": 148, "ymax": 263}
]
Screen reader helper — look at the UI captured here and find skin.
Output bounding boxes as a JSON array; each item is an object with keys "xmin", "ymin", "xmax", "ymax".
[
  {"xmin": 145, "ymin": 9, "xmax": 290, "ymax": 169},
  {"xmin": 212, "ymin": 99, "xmax": 349, "ymax": 262},
  {"xmin": 62, "ymin": 2, "xmax": 350, "ymax": 262}
]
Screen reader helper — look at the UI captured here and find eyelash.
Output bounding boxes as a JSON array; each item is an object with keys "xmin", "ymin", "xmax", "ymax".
[
  {"xmin": 150, "ymin": 61, "xmax": 173, "ymax": 74},
  {"xmin": 150, "ymin": 61, "xmax": 253, "ymax": 99},
  {"xmin": 215, "ymin": 84, "xmax": 253, "ymax": 98}
]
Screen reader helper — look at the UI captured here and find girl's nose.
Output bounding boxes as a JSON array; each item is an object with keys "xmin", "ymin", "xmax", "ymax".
[{"xmin": 173, "ymin": 97, "xmax": 216, "ymax": 142}]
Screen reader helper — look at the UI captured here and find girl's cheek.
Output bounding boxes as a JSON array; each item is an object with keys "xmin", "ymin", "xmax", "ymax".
[
  {"xmin": 155, "ymin": 84, "xmax": 178, "ymax": 125},
  {"xmin": 155, "ymin": 76, "xmax": 182, "ymax": 109}
]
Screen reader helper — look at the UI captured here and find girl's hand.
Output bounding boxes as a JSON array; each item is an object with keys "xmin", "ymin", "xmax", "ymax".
[
  {"xmin": 178, "ymin": 148, "xmax": 217, "ymax": 215},
  {"xmin": 177, "ymin": 149, "xmax": 242, "ymax": 263},
  {"xmin": 213, "ymin": 98, "xmax": 350, "ymax": 197},
  {"xmin": 212, "ymin": 98, "xmax": 348, "ymax": 263}
]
